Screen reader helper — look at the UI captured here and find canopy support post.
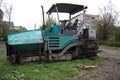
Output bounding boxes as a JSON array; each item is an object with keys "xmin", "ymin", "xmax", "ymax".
[
  {"xmin": 56, "ymin": 6, "xmax": 60, "ymax": 24},
  {"xmin": 69, "ymin": 14, "xmax": 71, "ymax": 23}
]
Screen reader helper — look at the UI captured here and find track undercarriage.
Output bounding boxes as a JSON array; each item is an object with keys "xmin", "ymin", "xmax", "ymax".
[{"xmin": 6, "ymin": 39, "xmax": 98, "ymax": 64}]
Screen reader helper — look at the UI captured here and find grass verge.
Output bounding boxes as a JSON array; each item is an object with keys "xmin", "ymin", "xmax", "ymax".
[
  {"xmin": 99, "ymin": 45, "xmax": 120, "ymax": 51},
  {"xmin": 0, "ymin": 50, "xmax": 103, "ymax": 80}
]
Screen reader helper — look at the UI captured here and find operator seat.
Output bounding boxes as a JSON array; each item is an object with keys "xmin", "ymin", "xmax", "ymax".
[
  {"xmin": 60, "ymin": 20, "xmax": 68, "ymax": 26},
  {"xmin": 64, "ymin": 19, "xmax": 78, "ymax": 30},
  {"xmin": 71, "ymin": 19, "xmax": 78, "ymax": 30},
  {"xmin": 64, "ymin": 21, "xmax": 72, "ymax": 30}
]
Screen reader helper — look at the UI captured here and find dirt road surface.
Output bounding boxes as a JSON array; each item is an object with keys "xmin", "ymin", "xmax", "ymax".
[
  {"xmin": 77, "ymin": 59, "xmax": 120, "ymax": 80},
  {"xmin": 64, "ymin": 49, "xmax": 120, "ymax": 80},
  {"xmin": 98, "ymin": 49, "xmax": 120, "ymax": 59}
]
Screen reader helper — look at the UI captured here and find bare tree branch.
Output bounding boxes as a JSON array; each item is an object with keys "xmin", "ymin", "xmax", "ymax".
[
  {"xmin": 96, "ymin": 0, "xmax": 119, "ymax": 41},
  {"xmin": 3, "ymin": 3, "xmax": 13, "ymax": 23}
]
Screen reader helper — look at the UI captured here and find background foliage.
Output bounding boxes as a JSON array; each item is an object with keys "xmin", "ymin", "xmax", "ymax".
[
  {"xmin": 92, "ymin": 1, "xmax": 120, "ymax": 47},
  {"xmin": 40, "ymin": 16, "xmax": 56, "ymax": 29}
]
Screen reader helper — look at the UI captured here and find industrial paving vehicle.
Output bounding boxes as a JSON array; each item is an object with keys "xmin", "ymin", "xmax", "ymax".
[{"xmin": 6, "ymin": 3, "xmax": 98, "ymax": 63}]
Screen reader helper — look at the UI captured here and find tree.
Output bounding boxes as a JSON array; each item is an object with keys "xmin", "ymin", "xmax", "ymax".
[
  {"xmin": 0, "ymin": 9, "xmax": 3, "ymax": 21},
  {"xmin": 0, "ymin": 9, "xmax": 4, "ymax": 41},
  {"xmin": 10, "ymin": 26, "xmax": 27, "ymax": 33},
  {"xmin": 0, "ymin": 9, "xmax": 3, "ymax": 33},
  {"xmin": 3, "ymin": 4, "xmax": 13, "ymax": 26},
  {"xmin": 96, "ymin": 1, "xmax": 119, "ymax": 41},
  {"xmin": 0, "ymin": 2, "xmax": 16, "ymax": 41},
  {"xmin": 1, "ymin": 1, "xmax": 13, "ymax": 29},
  {"xmin": 18, "ymin": 26, "xmax": 27, "ymax": 32},
  {"xmin": 114, "ymin": 28, "xmax": 120, "ymax": 41},
  {"xmin": 0, "ymin": 21, "xmax": 9, "ymax": 41}
]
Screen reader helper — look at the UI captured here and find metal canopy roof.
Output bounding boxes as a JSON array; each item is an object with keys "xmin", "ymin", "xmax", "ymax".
[{"xmin": 47, "ymin": 3, "xmax": 87, "ymax": 15}]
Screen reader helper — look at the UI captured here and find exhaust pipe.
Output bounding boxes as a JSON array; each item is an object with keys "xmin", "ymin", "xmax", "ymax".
[{"xmin": 41, "ymin": 5, "xmax": 45, "ymax": 30}]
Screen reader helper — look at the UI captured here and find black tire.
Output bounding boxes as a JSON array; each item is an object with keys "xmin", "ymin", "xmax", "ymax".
[
  {"xmin": 8, "ymin": 54, "xmax": 16, "ymax": 63},
  {"xmin": 8, "ymin": 54, "xmax": 19, "ymax": 64}
]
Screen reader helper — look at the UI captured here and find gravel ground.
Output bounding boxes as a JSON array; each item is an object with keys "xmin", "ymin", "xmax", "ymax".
[
  {"xmin": 98, "ymin": 49, "xmax": 120, "ymax": 59},
  {"xmin": 64, "ymin": 59, "xmax": 120, "ymax": 80},
  {"xmin": 64, "ymin": 49, "xmax": 120, "ymax": 80},
  {"xmin": 77, "ymin": 59, "xmax": 120, "ymax": 80}
]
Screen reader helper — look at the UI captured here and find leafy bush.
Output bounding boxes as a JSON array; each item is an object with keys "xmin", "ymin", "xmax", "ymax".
[
  {"xmin": 40, "ymin": 16, "xmax": 56, "ymax": 29},
  {"xmin": 114, "ymin": 28, "xmax": 120, "ymax": 41},
  {"xmin": 0, "ymin": 22, "xmax": 9, "ymax": 41}
]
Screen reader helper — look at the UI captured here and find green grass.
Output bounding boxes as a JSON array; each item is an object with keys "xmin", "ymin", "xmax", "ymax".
[
  {"xmin": 99, "ymin": 45, "xmax": 120, "ymax": 50},
  {"xmin": 0, "ymin": 50, "xmax": 103, "ymax": 80}
]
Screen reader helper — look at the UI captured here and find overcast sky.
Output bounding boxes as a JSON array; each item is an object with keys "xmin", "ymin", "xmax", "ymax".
[{"xmin": 1, "ymin": 0, "xmax": 120, "ymax": 30}]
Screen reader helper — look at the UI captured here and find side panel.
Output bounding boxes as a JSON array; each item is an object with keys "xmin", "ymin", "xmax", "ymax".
[
  {"xmin": 44, "ymin": 36, "xmax": 78, "ymax": 50},
  {"xmin": 8, "ymin": 30, "xmax": 43, "ymax": 45},
  {"xmin": 11, "ymin": 43, "xmax": 43, "ymax": 53}
]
